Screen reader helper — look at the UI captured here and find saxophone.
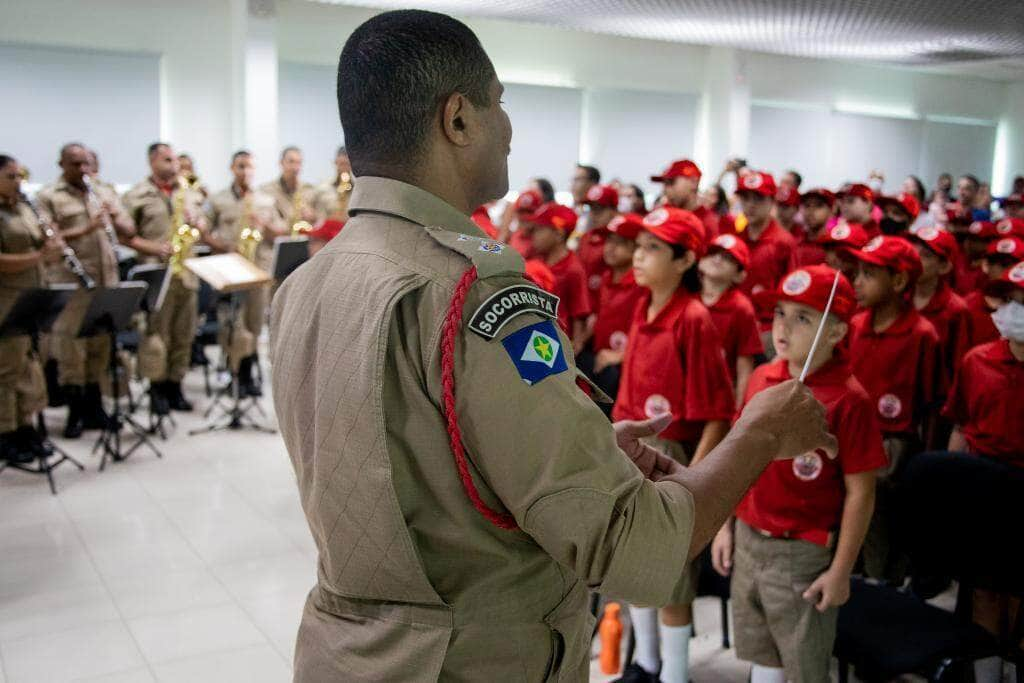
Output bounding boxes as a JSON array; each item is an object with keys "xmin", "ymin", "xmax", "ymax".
[
  {"xmin": 237, "ymin": 194, "xmax": 262, "ymax": 262},
  {"xmin": 168, "ymin": 179, "xmax": 200, "ymax": 276},
  {"xmin": 21, "ymin": 191, "xmax": 96, "ymax": 289},
  {"xmin": 82, "ymin": 175, "xmax": 120, "ymax": 253},
  {"xmin": 290, "ymin": 186, "xmax": 312, "ymax": 238}
]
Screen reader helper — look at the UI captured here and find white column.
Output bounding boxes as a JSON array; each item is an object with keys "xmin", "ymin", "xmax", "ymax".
[
  {"xmin": 230, "ymin": 0, "xmax": 280, "ymax": 185},
  {"xmin": 694, "ymin": 47, "xmax": 751, "ymax": 187},
  {"xmin": 993, "ymin": 82, "xmax": 1024, "ymax": 196}
]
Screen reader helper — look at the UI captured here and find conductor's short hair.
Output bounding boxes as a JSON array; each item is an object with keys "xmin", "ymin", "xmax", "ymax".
[{"xmin": 337, "ymin": 10, "xmax": 496, "ymax": 176}]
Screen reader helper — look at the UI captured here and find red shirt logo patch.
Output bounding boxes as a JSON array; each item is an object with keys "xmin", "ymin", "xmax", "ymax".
[
  {"xmin": 610, "ymin": 330, "xmax": 628, "ymax": 351},
  {"xmin": 643, "ymin": 394, "xmax": 671, "ymax": 419},
  {"xmin": 588, "ymin": 274, "xmax": 602, "ymax": 291},
  {"xmin": 878, "ymin": 393, "xmax": 903, "ymax": 419},
  {"xmin": 793, "ymin": 452, "xmax": 824, "ymax": 481},
  {"xmin": 831, "ymin": 222, "xmax": 851, "ymax": 240}
]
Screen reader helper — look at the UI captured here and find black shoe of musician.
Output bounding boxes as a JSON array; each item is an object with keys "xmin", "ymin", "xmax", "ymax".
[
  {"xmin": 82, "ymin": 383, "xmax": 115, "ymax": 430},
  {"xmin": 164, "ymin": 381, "xmax": 193, "ymax": 412},
  {"xmin": 62, "ymin": 385, "xmax": 86, "ymax": 439},
  {"xmin": 244, "ymin": 355, "xmax": 263, "ymax": 398},
  {"xmin": 45, "ymin": 359, "xmax": 66, "ymax": 407},
  {"xmin": 149, "ymin": 383, "xmax": 170, "ymax": 416},
  {"xmin": 16, "ymin": 425, "xmax": 52, "ymax": 458},
  {"xmin": 0, "ymin": 431, "xmax": 35, "ymax": 464}
]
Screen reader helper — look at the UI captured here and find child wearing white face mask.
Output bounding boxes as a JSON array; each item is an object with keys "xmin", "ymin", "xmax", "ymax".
[{"xmin": 943, "ymin": 259, "xmax": 1024, "ymax": 683}]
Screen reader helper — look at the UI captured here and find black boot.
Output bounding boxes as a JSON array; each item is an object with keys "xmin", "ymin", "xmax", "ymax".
[
  {"xmin": 236, "ymin": 356, "xmax": 255, "ymax": 398},
  {"xmin": 45, "ymin": 359, "xmax": 66, "ymax": 407},
  {"xmin": 62, "ymin": 385, "xmax": 85, "ymax": 439},
  {"xmin": 16, "ymin": 425, "xmax": 52, "ymax": 458},
  {"xmin": 244, "ymin": 355, "xmax": 263, "ymax": 398},
  {"xmin": 149, "ymin": 381, "xmax": 170, "ymax": 416},
  {"xmin": 165, "ymin": 380, "xmax": 193, "ymax": 412},
  {"xmin": 82, "ymin": 383, "xmax": 113, "ymax": 430},
  {"xmin": 0, "ymin": 430, "xmax": 35, "ymax": 464}
]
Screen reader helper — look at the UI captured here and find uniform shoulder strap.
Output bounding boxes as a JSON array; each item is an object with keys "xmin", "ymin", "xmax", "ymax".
[{"xmin": 423, "ymin": 226, "xmax": 524, "ymax": 280}]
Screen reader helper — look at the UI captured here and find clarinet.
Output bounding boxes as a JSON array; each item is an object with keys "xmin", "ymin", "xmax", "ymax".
[
  {"xmin": 21, "ymin": 192, "xmax": 96, "ymax": 290},
  {"xmin": 81, "ymin": 175, "xmax": 121, "ymax": 255}
]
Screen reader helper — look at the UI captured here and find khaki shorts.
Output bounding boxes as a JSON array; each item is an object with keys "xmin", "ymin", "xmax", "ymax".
[{"xmin": 731, "ymin": 520, "xmax": 836, "ymax": 683}]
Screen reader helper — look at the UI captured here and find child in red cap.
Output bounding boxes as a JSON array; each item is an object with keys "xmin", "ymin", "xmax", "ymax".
[
  {"xmin": 964, "ymin": 236, "xmax": 1024, "ymax": 348},
  {"xmin": 838, "ymin": 183, "xmax": 879, "ymax": 237},
  {"xmin": 846, "ymin": 235, "xmax": 940, "ymax": 581},
  {"xmin": 795, "ymin": 189, "xmax": 837, "ymax": 267},
  {"xmin": 943, "ymin": 261, "xmax": 1024, "ymax": 682},
  {"xmin": 699, "ymin": 234, "xmax": 763, "ymax": 408},
  {"xmin": 712, "ymin": 265, "xmax": 886, "ymax": 683},
  {"xmin": 651, "ymin": 158, "xmax": 721, "ymax": 241},
  {"xmin": 774, "ymin": 185, "xmax": 803, "ymax": 237},
  {"xmin": 525, "ymin": 202, "xmax": 591, "ymax": 347},
  {"xmin": 817, "ymin": 220, "xmax": 870, "ymax": 285},
  {"xmin": 612, "ymin": 206, "xmax": 734, "ymax": 683},
  {"xmin": 734, "ymin": 171, "xmax": 798, "ymax": 338},
  {"xmin": 505, "ymin": 188, "xmax": 544, "ymax": 258},
  {"xmin": 577, "ymin": 183, "xmax": 619, "ymax": 298},
  {"xmin": 876, "ymin": 192, "xmax": 920, "ymax": 236},
  {"xmin": 953, "ymin": 220, "xmax": 996, "ymax": 295},
  {"xmin": 578, "ymin": 213, "xmax": 644, "ymax": 410}
]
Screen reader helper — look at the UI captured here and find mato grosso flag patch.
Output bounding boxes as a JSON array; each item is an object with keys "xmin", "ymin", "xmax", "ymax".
[{"xmin": 500, "ymin": 320, "xmax": 568, "ymax": 386}]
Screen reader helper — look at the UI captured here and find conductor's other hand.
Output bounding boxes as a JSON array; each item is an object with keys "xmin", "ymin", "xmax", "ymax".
[
  {"xmin": 734, "ymin": 379, "xmax": 837, "ymax": 461},
  {"xmin": 613, "ymin": 413, "xmax": 682, "ymax": 481}
]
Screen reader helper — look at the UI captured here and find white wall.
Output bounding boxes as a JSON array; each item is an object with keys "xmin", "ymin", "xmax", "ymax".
[{"xmin": 278, "ymin": 61, "xmax": 344, "ymax": 186}]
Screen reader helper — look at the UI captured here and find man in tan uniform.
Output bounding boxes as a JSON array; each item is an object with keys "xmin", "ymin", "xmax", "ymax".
[
  {"xmin": 123, "ymin": 143, "xmax": 207, "ymax": 414},
  {"xmin": 259, "ymin": 146, "xmax": 318, "ymax": 237},
  {"xmin": 205, "ymin": 150, "xmax": 281, "ymax": 397},
  {"xmin": 0, "ymin": 154, "xmax": 63, "ymax": 462},
  {"xmin": 37, "ymin": 143, "xmax": 135, "ymax": 438},
  {"xmin": 310, "ymin": 145, "xmax": 353, "ymax": 221},
  {"xmin": 270, "ymin": 11, "xmax": 835, "ymax": 682}
]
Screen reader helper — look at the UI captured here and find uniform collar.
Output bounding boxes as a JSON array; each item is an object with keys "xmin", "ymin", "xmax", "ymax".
[
  {"xmin": 348, "ymin": 176, "xmax": 482, "ymax": 236},
  {"xmin": 640, "ymin": 287, "xmax": 693, "ymax": 327},
  {"xmin": 989, "ymin": 338, "xmax": 1018, "ymax": 364},
  {"xmin": 864, "ymin": 304, "xmax": 919, "ymax": 337},
  {"xmin": 920, "ymin": 280, "xmax": 952, "ymax": 315},
  {"xmin": 762, "ymin": 351, "xmax": 850, "ymax": 384}
]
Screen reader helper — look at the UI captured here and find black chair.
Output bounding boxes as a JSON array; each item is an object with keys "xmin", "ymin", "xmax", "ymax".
[
  {"xmin": 836, "ymin": 452, "xmax": 1024, "ymax": 682},
  {"xmin": 191, "ymin": 280, "xmax": 221, "ymax": 397}
]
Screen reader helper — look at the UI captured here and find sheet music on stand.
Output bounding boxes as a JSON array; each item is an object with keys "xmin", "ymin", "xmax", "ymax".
[
  {"xmin": 127, "ymin": 264, "xmax": 171, "ymax": 313},
  {"xmin": 183, "ymin": 254, "xmax": 271, "ymax": 293},
  {"xmin": 271, "ymin": 237, "xmax": 310, "ymax": 282}
]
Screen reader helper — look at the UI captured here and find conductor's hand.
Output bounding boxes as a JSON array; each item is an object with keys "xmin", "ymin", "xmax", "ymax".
[
  {"xmin": 613, "ymin": 414, "xmax": 681, "ymax": 481},
  {"xmin": 733, "ymin": 379, "xmax": 837, "ymax": 461}
]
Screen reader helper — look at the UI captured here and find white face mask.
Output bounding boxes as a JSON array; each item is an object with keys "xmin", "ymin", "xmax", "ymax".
[{"xmin": 992, "ymin": 300, "xmax": 1024, "ymax": 343}]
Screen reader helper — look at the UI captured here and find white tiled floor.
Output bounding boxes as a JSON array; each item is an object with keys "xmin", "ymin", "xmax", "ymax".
[{"xmin": 0, "ymin": 370, "xmax": 967, "ymax": 682}]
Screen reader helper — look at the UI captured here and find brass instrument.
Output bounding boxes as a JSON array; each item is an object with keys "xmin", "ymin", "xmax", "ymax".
[
  {"xmin": 82, "ymin": 175, "xmax": 120, "ymax": 253},
  {"xmin": 237, "ymin": 194, "xmax": 262, "ymax": 261},
  {"xmin": 169, "ymin": 179, "xmax": 200, "ymax": 276},
  {"xmin": 337, "ymin": 171, "xmax": 353, "ymax": 194},
  {"xmin": 20, "ymin": 191, "xmax": 96, "ymax": 289},
  {"xmin": 290, "ymin": 186, "xmax": 312, "ymax": 238}
]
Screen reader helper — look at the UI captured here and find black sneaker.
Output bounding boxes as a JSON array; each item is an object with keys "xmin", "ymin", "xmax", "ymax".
[
  {"xmin": 164, "ymin": 381, "xmax": 193, "ymax": 412},
  {"xmin": 0, "ymin": 431, "xmax": 35, "ymax": 464},
  {"xmin": 15, "ymin": 425, "xmax": 52, "ymax": 458},
  {"xmin": 149, "ymin": 383, "xmax": 170, "ymax": 416},
  {"xmin": 612, "ymin": 663, "xmax": 661, "ymax": 683}
]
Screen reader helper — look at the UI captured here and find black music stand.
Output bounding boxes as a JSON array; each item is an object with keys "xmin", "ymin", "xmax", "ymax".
[
  {"xmin": 0, "ymin": 285, "xmax": 84, "ymax": 494},
  {"xmin": 272, "ymin": 237, "xmax": 309, "ymax": 282},
  {"xmin": 128, "ymin": 264, "xmax": 175, "ymax": 437},
  {"xmin": 77, "ymin": 283, "xmax": 160, "ymax": 470}
]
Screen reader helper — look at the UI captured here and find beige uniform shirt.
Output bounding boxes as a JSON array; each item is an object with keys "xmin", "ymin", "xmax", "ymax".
[
  {"xmin": 0, "ymin": 198, "xmax": 47, "ymax": 315},
  {"xmin": 258, "ymin": 177, "xmax": 316, "ymax": 233},
  {"xmin": 36, "ymin": 179, "xmax": 121, "ymax": 287},
  {"xmin": 206, "ymin": 185, "xmax": 280, "ymax": 271},
  {"xmin": 123, "ymin": 178, "xmax": 205, "ymax": 289},
  {"xmin": 270, "ymin": 176, "xmax": 696, "ymax": 682},
  {"xmin": 310, "ymin": 176, "xmax": 352, "ymax": 221}
]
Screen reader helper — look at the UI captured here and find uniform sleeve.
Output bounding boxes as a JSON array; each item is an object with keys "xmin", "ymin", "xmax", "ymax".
[
  {"xmin": 447, "ymin": 276, "xmax": 696, "ymax": 607},
  {"xmin": 735, "ymin": 296, "xmax": 765, "ymax": 357},
  {"xmin": 681, "ymin": 307, "xmax": 735, "ymax": 422},
  {"xmin": 834, "ymin": 392, "xmax": 888, "ymax": 474}
]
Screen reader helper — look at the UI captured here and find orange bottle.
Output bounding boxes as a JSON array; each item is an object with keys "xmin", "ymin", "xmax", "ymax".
[{"xmin": 599, "ymin": 601, "xmax": 623, "ymax": 675}]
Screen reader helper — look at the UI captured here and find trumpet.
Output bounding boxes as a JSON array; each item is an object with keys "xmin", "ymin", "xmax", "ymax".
[
  {"xmin": 20, "ymin": 191, "xmax": 96, "ymax": 290},
  {"xmin": 169, "ymin": 179, "xmax": 200, "ymax": 276},
  {"xmin": 237, "ymin": 194, "xmax": 262, "ymax": 261},
  {"xmin": 290, "ymin": 187, "xmax": 312, "ymax": 238},
  {"xmin": 337, "ymin": 171, "xmax": 353, "ymax": 194},
  {"xmin": 82, "ymin": 175, "xmax": 120, "ymax": 254}
]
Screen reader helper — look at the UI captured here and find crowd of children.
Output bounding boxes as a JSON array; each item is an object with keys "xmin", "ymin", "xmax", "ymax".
[{"xmin": 484, "ymin": 159, "xmax": 1023, "ymax": 683}]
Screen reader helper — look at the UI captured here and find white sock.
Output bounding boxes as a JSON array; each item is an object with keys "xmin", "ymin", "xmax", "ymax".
[
  {"xmin": 658, "ymin": 622, "xmax": 692, "ymax": 683},
  {"xmin": 973, "ymin": 656, "xmax": 1003, "ymax": 683},
  {"xmin": 628, "ymin": 605, "xmax": 660, "ymax": 674},
  {"xmin": 750, "ymin": 664, "xmax": 786, "ymax": 683}
]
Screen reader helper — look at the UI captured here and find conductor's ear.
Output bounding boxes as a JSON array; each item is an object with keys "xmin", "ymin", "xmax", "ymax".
[{"xmin": 441, "ymin": 92, "xmax": 473, "ymax": 147}]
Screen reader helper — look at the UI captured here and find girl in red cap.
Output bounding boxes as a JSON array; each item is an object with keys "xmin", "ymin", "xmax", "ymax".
[{"xmin": 612, "ymin": 206, "xmax": 735, "ymax": 683}]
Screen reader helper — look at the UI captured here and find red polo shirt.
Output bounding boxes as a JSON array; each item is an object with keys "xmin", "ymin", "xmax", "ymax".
[
  {"xmin": 963, "ymin": 290, "xmax": 1000, "ymax": 349},
  {"xmin": 509, "ymin": 226, "xmax": 534, "ymax": 259},
  {"xmin": 692, "ymin": 205, "xmax": 721, "ymax": 242},
  {"xmin": 737, "ymin": 220, "xmax": 798, "ymax": 326},
  {"xmin": 918, "ymin": 282, "xmax": 972, "ymax": 375},
  {"xmin": 849, "ymin": 306, "xmax": 940, "ymax": 436},
  {"xmin": 591, "ymin": 269, "xmax": 643, "ymax": 353},
  {"xmin": 548, "ymin": 251, "xmax": 591, "ymax": 331},
  {"xmin": 705, "ymin": 287, "xmax": 763, "ymax": 381},
  {"xmin": 612, "ymin": 289, "xmax": 735, "ymax": 442},
  {"xmin": 576, "ymin": 227, "xmax": 610, "ymax": 296},
  {"xmin": 862, "ymin": 218, "xmax": 880, "ymax": 239},
  {"xmin": 953, "ymin": 255, "xmax": 988, "ymax": 295},
  {"xmin": 943, "ymin": 339, "xmax": 1024, "ymax": 467},
  {"xmin": 736, "ymin": 355, "xmax": 888, "ymax": 540},
  {"xmin": 794, "ymin": 229, "xmax": 827, "ymax": 267}
]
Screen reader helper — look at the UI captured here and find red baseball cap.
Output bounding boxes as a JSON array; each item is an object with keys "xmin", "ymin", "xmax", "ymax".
[
  {"xmin": 736, "ymin": 171, "xmax": 777, "ymax": 198},
  {"xmin": 775, "ymin": 185, "xmax": 801, "ymax": 208},
  {"xmin": 526, "ymin": 202, "xmax": 578, "ymax": 233},
  {"xmin": 987, "ymin": 236, "xmax": 1024, "ymax": 261},
  {"xmin": 584, "ymin": 183, "xmax": 619, "ymax": 209},
  {"xmin": 773, "ymin": 265, "xmax": 857, "ymax": 322},
  {"xmin": 800, "ymin": 188, "xmax": 837, "ymax": 208},
  {"xmin": 876, "ymin": 193, "xmax": 921, "ymax": 220},
  {"xmin": 847, "ymin": 235, "xmax": 923, "ymax": 281},
  {"xmin": 607, "ymin": 213, "xmax": 644, "ymax": 241},
  {"xmin": 650, "ymin": 159, "xmax": 702, "ymax": 183},
  {"xmin": 966, "ymin": 220, "xmax": 998, "ymax": 240},
  {"xmin": 523, "ymin": 258, "xmax": 557, "ymax": 293},
  {"xmin": 983, "ymin": 260, "xmax": 1024, "ymax": 297},
  {"xmin": 707, "ymin": 233, "xmax": 750, "ymax": 270},
  {"xmin": 514, "ymin": 189, "xmax": 543, "ymax": 214},
  {"xmin": 996, "ymin": 217, "xmax": 1024, "ymax": 238},
  {"xmin": 837, "ymin": 183, "xmax": 874, "ymax": 203},
  {"xmin": 816, "ymin": 220, "xmax": 870, "ymax": 249},
  {"xmin": 641, "ymin": 207, "xmax": 706, "ymax": 256},
  {"xmin": 909, "ymin": 225, "xmax": 959, "ymax": 261}
]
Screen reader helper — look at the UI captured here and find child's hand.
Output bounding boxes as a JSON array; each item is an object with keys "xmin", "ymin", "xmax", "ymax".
[
  {"xmin": 711, "ymin": 525, "xmax": 733, "ymax": 577},
  {"xmin": 802, "ymin": 567, "xmax": 851, "ymax": 612}
]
